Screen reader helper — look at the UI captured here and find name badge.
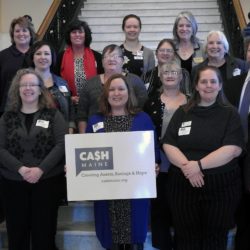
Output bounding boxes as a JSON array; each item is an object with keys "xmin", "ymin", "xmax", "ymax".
[
  {"xmin": 93, "ymin": 122, "xmax": 104, "ymax": 132},
  {"xmin": 134, "ymin": 56, "xmax": 143, "ymax": 60},
  {"xmin": 193, "ymin": 57, "xmax": 204, "ymax": 64},
  {"xmin": 145, "ymin": 82, "xmax": 150, "ymax": 90},
  {"xmin": 233, "ymin": 68, "xmax": 241, "ymax": 76},
  {"xmin": 59, "ymin": 86, "xmax": 68, "ymax": 93},
  {"xmin": 181, "ymin": 121, "xmax": 192, "ymax": 127},
  {"xmin": 178, "ymin": 127, "xmax": 191, "ymax": 136},
  {"xmin": 36, "ymin": 119, "xmax": 49, "ymax": 128},
  {"xmin": 134, "ymin": 51, "xmax": 143, "ymax": 60}
]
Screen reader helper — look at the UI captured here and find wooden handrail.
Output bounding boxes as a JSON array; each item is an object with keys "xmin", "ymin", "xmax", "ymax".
[
  {"xmin": 37, "ymin": 0, "xmax": 62, "ymax": 40},
  {"xmin": 233, "ymin": 0, "xmax": 247, "ymax": 29}
]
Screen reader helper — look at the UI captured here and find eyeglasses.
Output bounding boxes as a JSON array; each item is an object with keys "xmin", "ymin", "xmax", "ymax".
[
  {"xmin": 19, "ymin": 83, "xmax": 40, "ymax": 88},
  {"xmin": 158, "ymin": 48, "xmax": 174, "ymax": 54},
  {"xmin": 103, "ymin": 55, "xmax": 123, "ymax": 60},
  {"xmin": 162, "ymin": 71, "xmax": 179, "ymax": 76}
]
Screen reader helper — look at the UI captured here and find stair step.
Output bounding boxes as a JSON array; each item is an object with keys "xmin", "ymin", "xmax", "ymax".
[
  {"xmin": 0, "ymin": 220, "xmax": 237, "ymax": 250},
  {"xmin": 81, "ymin": 8, "xmax": 220, "ymax": 18},
  {"xmin": 80, "ymin": 15, "xmax": 221, "ymax": 25},
  {"xmin": 90, "ymin": 23, "xmax": 222, "ymax": 33},
  {"xmin": 91, "ymin": 33, "xmax": 209, "ymax": 45},
  {"xmin": 58, "ymin": 201, "xmax": 94, "ymax": 223},
  {"xmin": 80, "ymin": 0, "xmax": 222, "ymax": 52},
  {"xmin": 91, "ymin": 31, "xmax": 209, "ymax": 43},
  {"xmin": 83, "ymin": 2, "xmax": 218, "ymax": 11},
  {"xmin": 87, "ymin": 0, "xmax": 217, "ymax": 2},
  {"xmin": 0, "ymin": 220, "xmax": 156, "ymax": 250}
]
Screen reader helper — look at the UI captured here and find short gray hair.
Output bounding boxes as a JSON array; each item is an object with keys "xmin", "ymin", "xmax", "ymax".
[{"xmin": 205, "ymin": 30, "xmax": 229, "ymax": 54}]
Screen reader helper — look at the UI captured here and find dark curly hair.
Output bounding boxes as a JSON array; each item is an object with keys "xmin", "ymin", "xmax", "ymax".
[{"xmin": 64, "ymin": 19, "xmax": 92, "ymax": 47}]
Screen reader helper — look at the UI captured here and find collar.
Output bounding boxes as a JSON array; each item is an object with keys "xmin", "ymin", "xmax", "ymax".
[
  {"xmin": 175, "ymin": 40, "xmax": 201, "ymax": 51},
  {"xmin": 245, "ymin": 70, "xmax": 250, "ymax": 83},
  {"xmin": 9, "ymin": 44, "xmax": 29, "ymax": 56}
]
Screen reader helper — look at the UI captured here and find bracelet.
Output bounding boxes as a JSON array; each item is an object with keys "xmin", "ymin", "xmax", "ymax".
[{"xmin": 197, "ymin": 160, "xmax": 203, "ymax": 172}]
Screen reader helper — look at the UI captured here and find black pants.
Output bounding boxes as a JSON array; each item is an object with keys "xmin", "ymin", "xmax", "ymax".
[
  {"xmin": 235, "ymin": 192, "xmax": 250, "ymax": 250},
  {"xmin": 0, "ymin": 177, "xmax": 4, "ymax": 223},
  {"xmin": 2, "ymin": 175, "xmax": 63, "ymax": 250},
  {"xmin": 167, "ymin": 167, "xmax": 241, "ymax": 250},
  {"xmin": 151, "ymin": 172, "xmax": 173, "ymax": 250}
]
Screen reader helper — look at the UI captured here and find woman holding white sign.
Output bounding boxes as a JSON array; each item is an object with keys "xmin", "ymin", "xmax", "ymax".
[{"xmin": 86, "ymin": 73, "xmax": 160, "ymax": 250}]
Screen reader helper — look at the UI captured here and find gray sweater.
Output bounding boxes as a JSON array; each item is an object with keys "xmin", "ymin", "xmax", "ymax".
[{"xmin": 77, "ymin": 73, "xmax": 148, "ymax": 122}]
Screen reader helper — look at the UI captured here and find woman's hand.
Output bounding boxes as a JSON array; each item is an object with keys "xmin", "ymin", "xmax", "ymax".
[
  {"xmin": 71, "ymin": 96, "xmax": 79, "ymax": 105},
  {"xmin": 18, "ymin": 166, "xmax": 30, "ymax": 178},
  {"xmin": 155, "ymin": 164, "xmax": 160, "ymax": 176},
  {"xmin": 182, "ymin": 161, "xmax": 201, "ymax": 178},
  {"xmin": 68, "ymin": 127, "xmax": 74, "ymax": 134},
  {"xmin": 180, "ymin": 161, "xmax": 204, "ymax": 188},
  {"xmin": 23, "ymin": 167, "xmax": 44, "ymax": 184},
  {"xmin": 188, "ymin": 172, "xmax": 204, "ymax": 188}
]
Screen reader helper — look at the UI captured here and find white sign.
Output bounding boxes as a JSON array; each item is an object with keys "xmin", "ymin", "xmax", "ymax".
[{"xmin": 65, "ymin": 131, "xmax": 156, "ymax": 201}]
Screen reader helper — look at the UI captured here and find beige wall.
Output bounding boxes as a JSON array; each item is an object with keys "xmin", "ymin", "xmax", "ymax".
[
  {"xmin": 0, "ymin": 0, "xmax": 52, "ymax": 32},
  {"xmin": 240, "ymin": 0, "xmax": 250, "ymax": 23},
  {"xmin": 0, "ymin": 0, "xmax": 52, "ymax": 49}
]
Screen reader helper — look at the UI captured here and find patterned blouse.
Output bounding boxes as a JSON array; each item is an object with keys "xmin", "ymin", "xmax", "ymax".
[
  {"xmin": 104, "ymin": 115, "xmax": 134, "ymax": 244},
  {"xmin": 74, "ymin": 57, "xmax": 87, "ymax": 95}
]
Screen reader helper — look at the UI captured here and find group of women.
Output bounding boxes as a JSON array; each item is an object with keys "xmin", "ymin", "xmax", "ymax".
[{"xmin": 0, "ymin": 9, "xmax": 249, "ymax": 250}]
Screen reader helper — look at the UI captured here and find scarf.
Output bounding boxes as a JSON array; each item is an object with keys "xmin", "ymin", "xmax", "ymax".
[{"xmin": 60, "ymin": 46, "xmax": 97, "ymax": 96}]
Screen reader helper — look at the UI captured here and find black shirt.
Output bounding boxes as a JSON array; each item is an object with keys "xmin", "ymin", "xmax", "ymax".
[
  {"xmin": 0, "ymin": 45, "xmax": 31, "ymax": 113},
  {"xmin": 120, "ymin": 44, "xmax": 144, "ymax": 77},
  {"xmin": 163, "ymin": 102, "xmax": 244, "ymax": 173}
]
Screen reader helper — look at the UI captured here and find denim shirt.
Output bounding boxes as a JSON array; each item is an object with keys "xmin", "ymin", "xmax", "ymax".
[{"xmin": 51, "ymin": 74, "xmax": 75, "ymax": 128}]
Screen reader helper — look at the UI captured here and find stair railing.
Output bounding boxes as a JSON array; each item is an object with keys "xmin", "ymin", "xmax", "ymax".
[
  {"xmin": 217, "ymin": 0, "xmax": 246, "ymax": 59},
  {"xmin": 37, "ymin": 0, "xmax": 85, "ymax": 52}
]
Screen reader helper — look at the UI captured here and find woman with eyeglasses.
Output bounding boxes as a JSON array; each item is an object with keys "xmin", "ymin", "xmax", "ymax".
[
  {"xmin": 0, "ymin": 68, "xmax": 67, "ymax": 250},
  {"xmin": 77, "ymin": 44, "xmax": 147, "ymax": 133},
  {"xmin": 120, "ymin": 14, "xmax": 155, "ymax": 77},
  {"xmin": 142, "ymin": 38, "xmax": 191, "ymax": 98},
  {"xmin": 144, "ymin": 61, "xmax": 188, "ymax": 250},
  {"xmin": 163, "ymin": 65, "xmax": 244, "ymax": 250},
  {"xmin": 172, "ymin": 11, "xmax": 205, "ymax": 74}
]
